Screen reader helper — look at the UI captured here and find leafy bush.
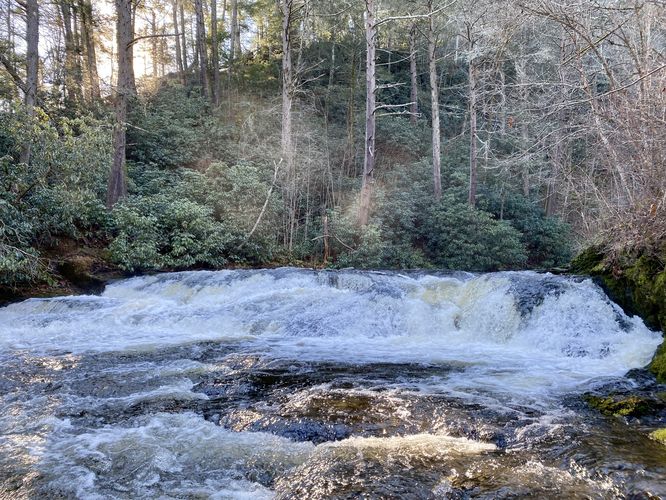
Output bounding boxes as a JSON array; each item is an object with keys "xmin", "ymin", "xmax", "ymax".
[
  {"xmin": 478, "ymin": 192, "xmax": 572, "ymax": 268},
  {"xmin": 0, "ymin": 197, "xmax": 43, "ymax": 285},
  {"xmin": 420, "ymin": 197, "xmax": 528, "ymax": 271},
  {"xmin": 327, "ymin": 206, "xmax": 428, "ymax": 269},
  {"xmin": 127, "ymin": 83, "xmax": 209, "ymax": 168},
  {"xmin": 109, "ymin": 195, "xmax": 231, "ymax": 272},
  {"xmin": 0, "ymin": 106, "xmax": 111, "ymax": 285}
]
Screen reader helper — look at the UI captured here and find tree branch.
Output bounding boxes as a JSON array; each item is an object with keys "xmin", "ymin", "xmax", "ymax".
[
  {"xmin": 128, "ymin": 33, "xmax": 179, "ymax": 48},
  {"xmin": 0, "ymin": 52, "xmax": 27, "ymax": 93}
]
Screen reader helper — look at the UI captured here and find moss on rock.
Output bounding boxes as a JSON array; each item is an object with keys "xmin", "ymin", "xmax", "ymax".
[
  {"xmin": 649, "ymin": 428, "xmax": 666, "ymax": 446},
  {"xmin": 584, "ymin": 395, "xmax": 652, "ymax": 417},
  {"xmin": 650, "ymin": 342, "xmax": 666, "ymax": 383}
]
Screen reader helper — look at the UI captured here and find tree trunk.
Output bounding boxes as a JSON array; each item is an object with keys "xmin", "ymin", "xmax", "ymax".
[
  {"xmin": 468, "ymin": 58, "xmax": 478, "ymax": 207},
  {"xmin": 210, "ymin": 0, "xmax": 220, "ymax": 104},
  {"xmin": 107, "ymin": 0, "xmax": 133, "ymax": 208},
  {"xmin": 427, "ymin": 6, "xmax": 441, "ymax": 201},
  {"xmin": 343, "ymin": 50, "xmax": 357, "ymax": 177},
  {"xmin": 150, "ymin": 9, "xmax": 158, "ymax": 77},
  {"xmin": 173, "ymin": 0, "xmax": 185, "ymax": 82},
  {"xmin": 359, "ymin": 0, "xmax": 376, "ymax": 226},
  {"xmin": 6, "ymin": 0, "xmax": 13, "ymax": 73},
  {"xmin": 60, "ymin": 0, "xmax": 83, "ymax": 108},
  {"xmin": 409, "ymin": 24, "xmax": 418, "ymax": 125},
  {"xmin": 230, "ymin": 0, "xmax": 239, "ymax": 66},
  {"xmin": 79, "ymin": 0, "xmax": 100, "ymax": 101},
  {"xmin": 179, "ymin": 1, "xmax": 188, "ymax": 73},
  {"xmin": 24, "ymin": 0, "xmax": 39, "ymax": 110},
  {"xmin": 279, "ymin": 0, "xmax": 296, "ymax": 251},
  {"xmin": 127, "ymin": 3, "xmax": 137, "ymax": 95},
  {"xmin": 194, "ymin": 0, "xmax": 209, "ymax": 97},
  {"xmin": 21, "ymin": 0, "xmax": 39, "ymax": 165}
]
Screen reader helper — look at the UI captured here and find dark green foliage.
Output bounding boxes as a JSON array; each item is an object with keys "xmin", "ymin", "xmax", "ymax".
[
  {"xmin": 109, "ymin": 195, "xmax": 230, "ymax": 272},
  {"xmin": 108, "ymin": 161, "xmax": 278, "ymax": 271},
  {"xmin": 479, "ymin": 192, "xmax": 573, "ymax": 268},
  {"xmin": 0, "ymin": 105, "xmax": 111, "ymax": 285},
  {"xmin": 127, "ymin": 83, "xmax": 210, "ymax": 168},
  {"xmin": 420, "ymin": 197, "xmax": 528, "ymax": 271}
]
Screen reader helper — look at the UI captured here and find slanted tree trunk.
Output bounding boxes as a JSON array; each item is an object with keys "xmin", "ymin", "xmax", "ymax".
[
  {"xmin": 468, "ymin": 58, "xmax": 478, "ymax": 207},
  {"xmin": 21, "ymin": 0, "xmax": 39, "ymax": 165},
  {"xmin": 210, "ymin": 0, "xmax": 220, "ymax": 104},
  {"xmin": 409, "ymin": 24, "xmax": 418, "ymax": 125},
  {"xmin": 79, "ymin": 0, "xmax": 100, "ymax": 101},
  {"xmin": 427, "ymin": 4, "xmax": 441, "ymax": 201},
  {"xmin": 359, "ymin": 0, "xmax": 377, "ymax": 226},
  {"xmin": 107, "ymin": 0, "xmax": 133, "ymax": 208},
  {"xmin": 194, "ymin": 0, "xmax": 209, "ymax": 98},
  {"xmin": 172, "ymin": 0, "xmax": 185, "ymax": 82}
]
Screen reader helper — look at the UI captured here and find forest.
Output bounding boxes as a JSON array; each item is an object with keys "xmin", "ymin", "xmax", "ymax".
[{"xmin": 0, "ymin": 0, "xmax": 664, "ymax": 290}]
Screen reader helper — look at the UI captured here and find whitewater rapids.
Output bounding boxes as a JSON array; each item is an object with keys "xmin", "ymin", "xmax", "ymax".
[{"xmin": 0, "ymin": 269, "xmax": 663, "ymax": 498}]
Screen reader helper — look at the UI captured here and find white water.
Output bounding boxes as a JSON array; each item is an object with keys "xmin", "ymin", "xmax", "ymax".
[
  {"xmin": 0, "ymin": 269, "xmax": 663, "ymax": 498},
  {"xmin": 0, "ymin": 269, "xmax": 660, "ymax": 395}
]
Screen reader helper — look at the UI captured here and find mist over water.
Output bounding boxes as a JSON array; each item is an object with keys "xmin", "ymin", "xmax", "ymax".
[{"xmin": 0, "ymin": 269, "xmax": 664, "ymax": 498}]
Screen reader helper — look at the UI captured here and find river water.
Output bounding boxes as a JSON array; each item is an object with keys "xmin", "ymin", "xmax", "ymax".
[{"xmin": 0, "ymin": 269, "xmax": 664, "ymax": 498}]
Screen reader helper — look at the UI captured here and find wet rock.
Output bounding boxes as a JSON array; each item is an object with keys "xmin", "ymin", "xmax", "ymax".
[
  {"xmin": 584, "ymin": 394, "xmax": 652, "ymax": 417},
  {"xmin": 509, "ymin": 274, "xmax": 567, "ymax": 317}
]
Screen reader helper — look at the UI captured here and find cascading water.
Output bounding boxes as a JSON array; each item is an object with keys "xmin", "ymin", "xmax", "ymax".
[{"xmin": 0, "ymin": 269, "xmax": 664, "ymax": 498}]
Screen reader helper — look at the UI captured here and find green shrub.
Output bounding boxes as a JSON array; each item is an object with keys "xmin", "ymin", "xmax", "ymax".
[
  {"xmin": 421, "ymin": 197, "xmax": 528, "ymax": 271},
  {"xmin": 109, "ymin": 195, "xmax": 231, "ymax": 272},
  {"xmin": 0, "ymin": 105, "xmax": 111, "ymax": 285},
  {"xmin": 478, "ymin": 192, "xmax": 573, "ymax": 268},
  {"xmin": 127, "ymin": 83, "xmax": 209, "ymax": 168},
  {"xmin": 0, "ymin": 198, "xmax": 44, "ymax": 285}
]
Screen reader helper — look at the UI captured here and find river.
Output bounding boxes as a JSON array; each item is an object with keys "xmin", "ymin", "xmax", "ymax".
[{"xmin": 0, "ymin": 269, "xmax": 664, "ymax": 498}]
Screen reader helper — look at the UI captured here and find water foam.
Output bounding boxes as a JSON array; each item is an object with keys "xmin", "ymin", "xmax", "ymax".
[
  {"xmin": 0, "ymin": 269, "xmax": 661, "ymax": 395},
  {"xmin": 32, "ymin": 412, "xmax": 313, "ymax": 499}
]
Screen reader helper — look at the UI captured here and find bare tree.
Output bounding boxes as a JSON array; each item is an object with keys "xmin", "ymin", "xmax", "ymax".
[
  {"xmin": 409, "ymin": 24, "xmax": 419, "ymax": 125},
  {"xmin": 278, "ymin": 0, "xmax": 297, "ymax": 249},
  {"xmin": 427, "ymin": 0, "xmax": 442, "ymax": 200},
  {"xmin": 172, "ymin": 0, "xmax": 185, "ymax": 82},
  {"xmin": 79, "ymin": 0, "xmax": 100, "ymax": 101},
  {"xmin": 229, "ymin": 0, "xmax": 240, "ymax": 73},
  {"xmin": 59, "ymin": 0, "xmax": 84, "ymax": 108},
  {"xmin": 358, "ymin": 0, "xmax": 377, "ymax": 226},
  {"xmin": 179, "ymin": 0, "xmax": 188, "ymax": 73}
]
